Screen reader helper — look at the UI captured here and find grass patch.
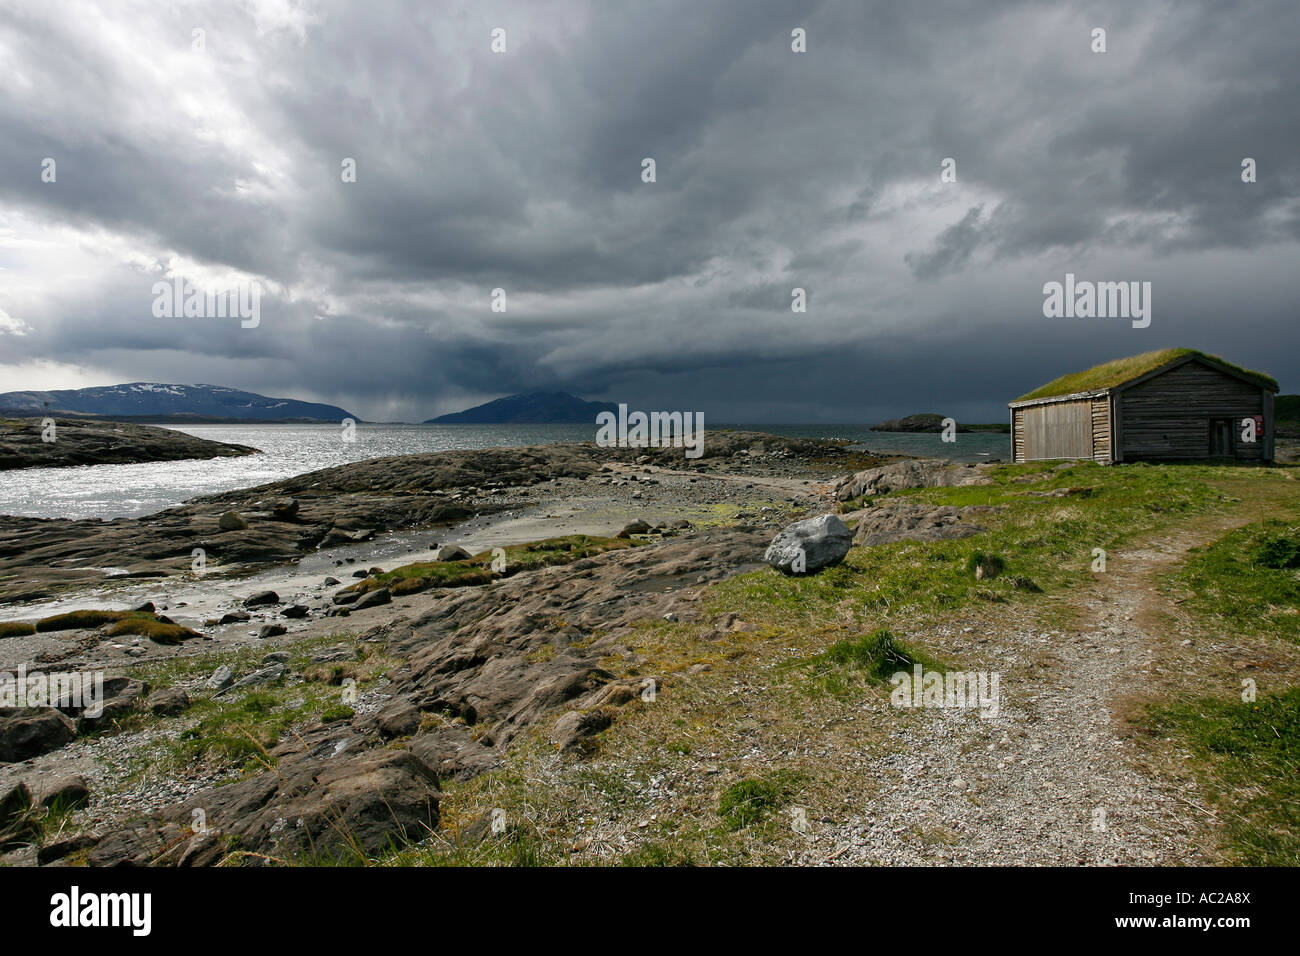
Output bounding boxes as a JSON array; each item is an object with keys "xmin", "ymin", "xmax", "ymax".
[
  {"xmin": 0, "ymin": 620, "xmax": 36, "ymax": 638},
  {"xmin": 349, "ymin": 534, "xmax": 636, "ymax": 595},
  {"xmin": 788, "ymin": 627, "xmax": 938, "ymax": 699},
  {"xmin": 718, "ymin": 771, "xmax": 803, "ymax": 830},
  {"xmin": 102, "ymin": 617, "xmax": 200, "ymax": 644},
  {"xmin": 1143, "ymin": 689, "xmax": 1300, "ymax": 865},
  {"xmin": 1172, "ymin": 518, "xmax": 1300, "ymax": 641},
  {"xmin": 27, "ymin": 608, "xmax": 199, "ymax": 643},
  {"xmin": 34, "ymin": 609, "xmax": 141, "ymax": 632}
]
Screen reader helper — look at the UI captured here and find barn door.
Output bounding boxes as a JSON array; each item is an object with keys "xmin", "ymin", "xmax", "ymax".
[{"xmin": 1209, "ymin": 418, "xmax": 1234, "ymax": 457}]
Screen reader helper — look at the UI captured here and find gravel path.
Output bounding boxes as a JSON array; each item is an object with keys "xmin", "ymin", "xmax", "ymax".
[{"xmin": 797, "ymin": 524, "xmax": 1232, "ymax": 866}]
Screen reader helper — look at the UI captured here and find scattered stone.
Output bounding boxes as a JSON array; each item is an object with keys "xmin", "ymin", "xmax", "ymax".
[
  {"xmin": 433, "ymin": 545, "xmax": 471, "ymax": 561},
  {"xmin": 0, "ymin": 712, "xmax": 77, "ymax": 764},
  {"xmin": 281, "ymin": 604, "xmax": 310, "ymax": 619},
  {"xmin": 37, "ymin": 833, "xmax": 99, "ymax": 865},
  {"xmin": 258, "ymin": 623, "xmax": 288, "ymax": 639},
  {"xmin": 40, "ymin": 775, "xmax": 91, "ymax": 810},
  {"xmin": 145, "ymin": 686, "xmax": 191, "ymax": 717},
  {"xmin": 218, "ymin": 610, "xmax": 251, "ymax": 624},
  {"xmin": 549, "ymin": 709, "xmax": 613, "ymax": 751},
  {"xmin": 217, "ymin": 663, "xmax": 285, "ymax": 696},
  {"xmin": 353, "ymin": 588, "xmax": 392, "ymax": 610},
  {"xmin": 205, "ymin": 666, "xmax": 235, "ymax": 691},
  {"xmin": 218, "ymin": 511, "xmax": 249, "ymax": 531},
  {"xmin": 242, "ymin": 590, "xmax": 279, "ymax": 608},
  {"xmin": 323, "ymin": 576, "xmax": 341, "ymax": 586}
]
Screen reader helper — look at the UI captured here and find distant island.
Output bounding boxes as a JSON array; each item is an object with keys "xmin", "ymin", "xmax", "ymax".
[
  {"xmin": 0, "ymin": 383, "xmax": 358, "ymax": 423},
  {"xmin": 872, "ymin": 413, "xmax": 1011, "ymax": 434},
  {"xmin": 426, "ymin": 391, "xmax": 617, "ymax": 424}
]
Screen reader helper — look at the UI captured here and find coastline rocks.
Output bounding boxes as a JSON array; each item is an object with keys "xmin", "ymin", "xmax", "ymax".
[
  {"xmin": 0, "ymin": 781, "xmax": 35, "ymax": 848},
  {"xmin": 253, "ymin": 497, "xmax": 299, "ymax": 521},
  {"xmin": 848, "ymin": 500, "xmax": 997, "ymax": 547},
  {"xmin": 218, "ymin": 610, "xmax": 250, "ymax": 624},
  {"xmin": 834, "ymin": 458, "xmax": 993, "ymax": 501},
  {"xmin": 89, "ymin": 741, "xmax": 441, "ymax": 867},
  {"xmin": 353, "ymin": 588, "xmax": 392, "ymax": 610},
  {"xmin": 280, "ymin": 604, "xmax": 310, "ymax": 619},
  {"xmin": 242, "ymin": 590, "xmax": 279, "ymax": 608},
  {"xmin": 432, "ymin": 545, "xmax": 471, "ymax": 561},
  {"xmin": 0, "ymin": 418, "xmax": 256, "ymax": 472},
  {"xmin": 550, "ymin": 709, "xmax": 613, "ymax": 752},
  {"xmin": 257, "ymin": 623, "xmax": 287, "ymax": 639},
  {"xmin": 72, "ymin": 677, "xmax": 149, "ymax": 731},
  {"xmin": 0, "ymin": 708, "xmax": 76, "ymax": 762},
  {"xmin": 146, "ymin": 686, "xmax": 191, "ymax": 716},
  {"xmin": 617, "ymin": 519, "xmax": 651, "ymax": 538},
  {"xmin": 764, "ymin": 514, "xmax": 852, "ymax": 574},
  {"xmin": 215, "ymin": 664, "xmax": 284, "ymax": 697},
  {"xmin": 218, "ymin": 511, "xmax": 248, "ymax": 531},
  {"xmin": 40, "ymin": 775, "xmax": 91, "ymax": 810}
]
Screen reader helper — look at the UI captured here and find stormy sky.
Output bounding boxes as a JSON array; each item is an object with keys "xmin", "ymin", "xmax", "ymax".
[{"xmin": 1, "ymin": 0, "xmax": 1297, "ymax": 423}]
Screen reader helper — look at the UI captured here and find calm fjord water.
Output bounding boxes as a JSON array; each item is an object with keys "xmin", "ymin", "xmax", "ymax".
[{"xmin": 0, "ymin": 423, "xmax": 1010, "ymax": 520}]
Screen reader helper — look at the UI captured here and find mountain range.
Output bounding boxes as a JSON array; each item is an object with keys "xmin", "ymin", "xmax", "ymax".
[
  {"xmin": 0, "ymin": 383, "xmax": 357, "ymax": 423},
  {"xmin": 425, "ymin": 391, "xmax": 616, "ymax": 424}
]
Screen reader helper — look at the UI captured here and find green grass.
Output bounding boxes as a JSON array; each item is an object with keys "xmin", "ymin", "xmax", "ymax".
[
  {"xmin": 1143, "ymin": 690, "xmax": 1300, "ymax": 865},
  {"xmin": 718, "ymin": 771, "xmax": 803, "ymax": 830},
  {"xmin": 788, "ymin": 628, "xmax": 939, "ymax": 698},
  {"xmin": 1172, "ymin": 518, "xmax": 1300, "ymax": 641},
  {"xmin": 102, "ymin": 617, "xmax": 200, "ymax": 644},
  {"xmin": 716, "ymin": 461, "xmax": 1233, "ymax": 639},
  {"xmin": 348, "ymin": 534, "xmax": 636, "ymax": 595},
  {"xmin": 1014, "ymin": 348, "xmax": 1278, "ymax": 402}
]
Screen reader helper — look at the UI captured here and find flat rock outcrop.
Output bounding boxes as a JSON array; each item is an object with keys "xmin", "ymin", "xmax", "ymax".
[
  {"xmin": 0, "ymin": 418, "xmax": 256, "ymax": 470},
  {"xmin": 833, "ymin": 458, "xmax": 993, "ymax": 501},
  {"xmin": 845, "ymin": 499, "xmax": 1004, "ymax": 547}
]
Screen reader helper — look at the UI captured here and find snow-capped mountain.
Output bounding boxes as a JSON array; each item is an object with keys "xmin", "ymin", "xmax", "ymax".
[{"xmin": 0, "ymin": 383, "xmax": 358, "ymax": 422}]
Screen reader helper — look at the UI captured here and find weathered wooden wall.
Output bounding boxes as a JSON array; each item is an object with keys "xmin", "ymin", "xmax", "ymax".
[
  {"xmin": 1091, "ymin": 397, "xmax": 1111, "ymax": 463},
  {"xmin": 1015, "ymin": 399, "xmax": 1093, "ymax": 461},
  {"xmin": 1117, "ymin": 361, "xmax": 1265, "ymax": 461}
]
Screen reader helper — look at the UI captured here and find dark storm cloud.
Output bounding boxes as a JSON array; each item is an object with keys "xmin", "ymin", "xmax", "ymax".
[{"xmin": 0, "ymin": 0, "xmax": 1297, "ymax": 422}]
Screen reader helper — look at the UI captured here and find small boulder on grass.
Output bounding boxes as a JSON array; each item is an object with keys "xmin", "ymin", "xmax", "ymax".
[
  {"xmin": 764, "ymin": 514, "xmax": 852, "ymax": 574},
  {"xmin": 145, "ymin": 686, "xmax": 190, "ymax": 717}
]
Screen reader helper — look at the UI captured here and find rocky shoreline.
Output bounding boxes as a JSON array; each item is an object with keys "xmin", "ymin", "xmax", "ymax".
[
  {"xmin": 0, "ymin": 418, "xmax": 256, "ymax": 471},
  {"xmin": 0, "ymin": 429, "xmax": 929, "ymax": 864}
]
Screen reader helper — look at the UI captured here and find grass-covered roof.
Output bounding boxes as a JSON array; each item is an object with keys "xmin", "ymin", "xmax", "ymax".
[{"xmin": 1013, "ymin": 349, "xmax": 1279, "ymax": 403}]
